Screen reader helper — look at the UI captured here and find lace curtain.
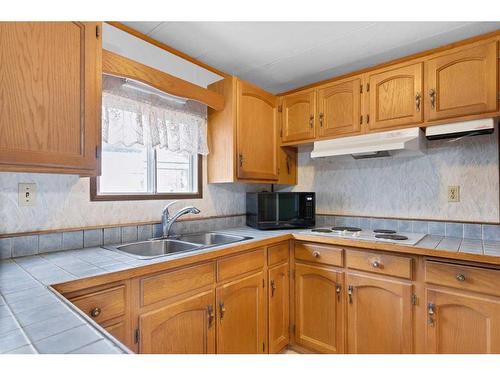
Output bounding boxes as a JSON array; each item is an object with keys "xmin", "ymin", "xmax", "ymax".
[{"xmin": 102, "ymin": 74, "xmax": 209, "ymax": 155}]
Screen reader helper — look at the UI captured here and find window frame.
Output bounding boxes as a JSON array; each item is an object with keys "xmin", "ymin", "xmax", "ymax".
[{"xmin": 90, "ymin": 155, "xmax": 203, "ymax": 201}]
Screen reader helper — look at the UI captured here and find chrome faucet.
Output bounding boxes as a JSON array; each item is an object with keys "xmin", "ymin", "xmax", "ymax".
[{"xmin": 162, "ymin": 201, "xmax": 201, "ymax": 237}]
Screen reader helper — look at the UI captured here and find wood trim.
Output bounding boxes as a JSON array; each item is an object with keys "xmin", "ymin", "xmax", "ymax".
[
  {"xmin": 102, "ymin": 50, "xmax": 224, "ymax": 111},
  {"xmin": 278, "ymin": 29, "xmax": 500, "ymax": 96},
  {"xmin": 106, "ymin": 22, "xmax": 228, "ymax": 79},
  {"xmin": 90, "ymin": 155, "xmax": 203, "ymax": 201},
  {"xmin": 316, "ymin": 212, "xmax": 500, "ymax": 225}
]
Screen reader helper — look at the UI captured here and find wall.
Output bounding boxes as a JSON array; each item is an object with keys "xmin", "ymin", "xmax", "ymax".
[
  {"xmin": 283, "ymin": 132, "xmax": 499, "ymax": 223},
  {"xmin": 0, "ymin": 158, "xmax": 268, "ymax": 235}
]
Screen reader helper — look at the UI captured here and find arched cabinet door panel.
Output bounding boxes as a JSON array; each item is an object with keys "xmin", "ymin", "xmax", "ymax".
[
  {"xmin": 281, "ymin": 90, "xmax": 316, "ymax": 143},
  {"xmin": 425, "ymin": 288, "xmax": 500, "ymax": 354},
  {"xmin": 346, "ymin": 272, "xmax": 413, "ymax": 354},
  {"xmin": 425, "ymin": 40, "xmax": 498, "ymax": 121}
]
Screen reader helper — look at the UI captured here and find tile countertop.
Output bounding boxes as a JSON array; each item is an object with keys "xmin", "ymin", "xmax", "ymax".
[{"xmin": 1, "ymin": 225, "xmax": 500, "ymax": 354}]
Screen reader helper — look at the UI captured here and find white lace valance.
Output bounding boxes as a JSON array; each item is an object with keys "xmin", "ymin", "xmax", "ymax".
[{"xmin": 102, "ymin": 75, "xmax": 209, "ymax": 155}]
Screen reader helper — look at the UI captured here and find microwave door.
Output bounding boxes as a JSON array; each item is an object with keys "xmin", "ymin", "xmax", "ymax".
[{"xmin": 278, "ymin": 193, "xmax": 300, "ymax": 224}]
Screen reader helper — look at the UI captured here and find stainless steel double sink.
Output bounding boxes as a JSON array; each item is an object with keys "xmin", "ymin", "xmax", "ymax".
[{"xmin": 104, "ymin": 232, "xmax": 253, "ymax": 260}]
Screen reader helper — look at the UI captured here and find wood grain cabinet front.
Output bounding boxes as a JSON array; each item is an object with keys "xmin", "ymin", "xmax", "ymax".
[
  {"xmin": 216, "ymin": 271, "xmax": 267, "ymax": 354},
  {"xmin": 268, "ymin": 262, "xmax": 290, "ymax": 353},
  {"xmin": 139, "ymin": 290, "xmax": 216, "ymax": 354},
  {"xmin": 294, "ymin": 263, "xmax": 344, "ymax": 353},
  {"xmin": 0, "ymin": 22, "xmax": 102, "ymax": 175},
  {"xmin": 424, "ymin": 40, "xmax": 498, "ymax": 122},
  {"xmin": 281, "ymin": 90, "xmax": 316, "ymax": 143},
  {"xmin": 346, "ymin": 272, "xmax": 413, "ymax": 354},
  {"xmin": 425, "ymin": 288, "xmax": 500, "ymax": 353}
]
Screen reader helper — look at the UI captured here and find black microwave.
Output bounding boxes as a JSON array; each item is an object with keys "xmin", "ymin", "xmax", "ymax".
[{"xmin": 246, "ymin": 192, "xmax": 315, "ymax": 230}]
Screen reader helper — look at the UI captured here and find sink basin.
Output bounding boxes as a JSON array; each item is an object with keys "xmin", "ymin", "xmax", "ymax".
[
  {"xmin": 176, "ymin": 232, "xmax": 251, "ymax": 246},
  {"xmin": 104, "ymin": 232, "xmax": 253, "ymax": 260},
  {"xmin": 111, "ymin": 239, "xmax": 201, "ymax": 260}
]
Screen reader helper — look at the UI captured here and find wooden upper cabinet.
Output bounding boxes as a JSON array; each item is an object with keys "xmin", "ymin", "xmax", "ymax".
[
  {"xmin": 317, "ymin": 78, "xmax": 362, "ymax": 138},
  {"xmin": 346, "ymin": 273, "xmax": 413, "ymax": 354},
  {"xmin": 139, "ymin": 290, "xmax": 216, "ymax": 354},
  {"xmin": 268, "ymin": 262, "xmax": 290, "ymax": 353},
  {"xmin": 367, "ymin": 63, "xmax": 423, "ymax": 131},
  {"xmin": 426, "ymin": 288, "xmax": 500, "ymax": 354},
  {"xmin": 216, "ymin": 272, "xmax": 267, "ymax": 354},
  {"xmin": 0, "ymin": 22, "xmax": 102, "ymax": 175},
  {"xmin": 236, "ymin": 80, "xmax": 278, "ymax": 181},
  {"xmin": 295, "ymin": 263, "xmax": 344, "ymax": 354},
  {"xmin": 425, "ymin": 40, "xmax": 498, "ymax": 121},
  {"xmin": 281, "ymin": 90, "xmax": 316, "ymax": 143}
]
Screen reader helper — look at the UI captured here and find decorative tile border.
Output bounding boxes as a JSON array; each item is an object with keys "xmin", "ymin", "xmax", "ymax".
[
  {"xmin": 0, "ymin": 215, "xmax": 246, "ymax": 259},
  {"xmin": 316, "ymin": 214, "xmax": 489, "ymax": 241}
]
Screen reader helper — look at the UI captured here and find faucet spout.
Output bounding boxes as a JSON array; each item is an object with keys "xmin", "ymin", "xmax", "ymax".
[{"xmin": 162, "ymin": 202, "xmax": 201, "ymax": 238}]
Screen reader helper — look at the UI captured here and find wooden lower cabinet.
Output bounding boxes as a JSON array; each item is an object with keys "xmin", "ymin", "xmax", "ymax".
[
  {"xmin": 294, "ymin": 263, "xmax": 344, "ymax": 353},
  {"xmin": 425, "ymin": 288, "xmax": 500, "ymax": 353},
  {"xmin": 268, "ymin": 262, "xmax": 290, "ymax": 353},
  {"xmin": 216, "ymin": 271, "xmax": 267, "ymax": 353},
  {"xmin": 346, "ymin": 272, "xmax": 413, "ymax": 354},
  {"xmin": 138, "ymin": 290, "xmax": 216, "ymax": 354}
]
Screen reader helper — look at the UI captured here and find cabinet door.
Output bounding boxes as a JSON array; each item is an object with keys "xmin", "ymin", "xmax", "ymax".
[
  {"xmin": 281, "ymin": 91, "xmax": 316, "ymax": 143},
  {"xmin": 0, "ymin": 22, "xmax": 101, "ymax": 174},
  {"xmin": 317, "ymin": 78, "xmax": 362, "ymax": 137},
  {"xmin": 295, "ymin": 263, "xmax": 344, "ymax": 353},
  {"xmin": 217, "ymin": 272, "xmax": 267, "ymax": 353},
  {"xmin": 268, "ymin": 262, "xmax": 289, "ymax": 353},
  {"xmin": 426, "ymin": 288, "xmax": 500, "ymax": 353},
  {"xmin": 425, "ymin": 41, "xmax": 498, "ymax": 121},
  {"xmin": 346, "ymin": 273, "xmax": 413, "ymax": 353},
  {"xmin": 236, "ymin": 80, "xmax": 278, "ymax": 180},
  {"xmin": 138, "ymin": 290, "xmax": 215, "ymax": 354},
  {"xmin": 368, "ymin": 63, "xmax": 423, "ymax": 130}
]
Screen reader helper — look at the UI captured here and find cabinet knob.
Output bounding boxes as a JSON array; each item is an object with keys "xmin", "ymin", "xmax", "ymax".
[
  {"xmin": 372, "ymin": 260, "xmax": 381, "ymax": 268},
  {"xmin": 219, "ymin": 302, "xmax": 226, "ymax": 321},
  {"xmin": 309, "ymin": 115, "xmax": 314, "ymax": 128},
  {"xmin": 207, "ymin": 304, "xmax": 214, "ymax": 328},
  {"xmin": 429, "ymin": 89, "xmax": 436, "ymax": 109},
  {"xmin": 318, "ymin": 113, "xmax": 324, "ymax": 128},
  {"xmin": 312, "ymin": 250, "xmax": 321, "ymax": 258},
  {"xmin": 456, "ymin": 274, "xmax": 466, "ymax": 282},
  {"xmin": 238, "ymin": 154, "xmax": 244, "ymax": 167},
  {"xmin": 90, "ymin": 307, "xmax": 101, "ymax": 318},
  {"xmin": 428, "ymin": 303, "xmax": 435, "ymax": 326},
  {"xmin": 270, "ymin": 280, "xmax": 276, "ymax": 297},
  {"xmin": 415, "ymin": 92, "xmax": 421, "ymax": 112}
]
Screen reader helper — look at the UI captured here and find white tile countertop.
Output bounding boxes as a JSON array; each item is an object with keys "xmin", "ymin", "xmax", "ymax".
[{"xmin": 1, "ymin": 225, "xmax": 500, "ymax": 354}]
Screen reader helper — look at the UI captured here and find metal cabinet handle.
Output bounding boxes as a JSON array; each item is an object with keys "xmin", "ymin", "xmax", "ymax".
[
  {"xmin": 456, "ymin": 274, "xmax": 466, "ymax": 282},
  {"xmin": 219, "ymin": 302, "xmax": 225, "ymax": 321},
  {"xmin": 270, "ymin": 280, "xmax": 276, "ymax": 297},
  {"xmin": 415, "ymin": 92, "xmax": 421, "ymax": 112},
  {"xmin": 312, "ymin": 250, "xmax": 321, "ymax": 258},
  {"xmin": 318, "ymin": 113, "xmax": 324, "ymax": 128},
  {"xmin": 207, "ymin": 304, "xmax": 214, "ymax": 328},
  {"xmin": 428, "ymin": 303, "xmax": 435, "ymax": 326},
  {"xmin": 309, "ymin": 115, "xmax": 314, "ymax": 128},
  {"xmin": 372, "ymin": 260, "xmax": 381, "ymax": 268},
  {"xmin": 90, "ymin": 307, "xmax": 101, "ymax": 318},
  {"xmin": 336, "ymin": 283, "xmax": 342, "ymax": 302},
  {"xmin": 429, "ymin": 89, "xmax": 436, "ymax": 109},
  {"xmin": 238, "ymin": 154, "xmax": 244, "ymax": 167},
  {"xmin": 348, "ymin": 285, "xmax": 353, "ymax": 304}
]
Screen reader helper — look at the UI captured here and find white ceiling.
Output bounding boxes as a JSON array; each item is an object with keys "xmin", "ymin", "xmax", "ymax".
[{"xmin": 122, "ymin": 22, "xmax": 500, "ymax": 94}]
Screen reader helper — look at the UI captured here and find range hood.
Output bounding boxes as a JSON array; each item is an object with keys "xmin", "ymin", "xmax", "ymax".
[
  {"xmin": 311, "ymin": 127, "xmax": 426, "ymax": 159},
  {"xmin": 425, "ymin": 118, "xmax": 495, "ymax": 140}
]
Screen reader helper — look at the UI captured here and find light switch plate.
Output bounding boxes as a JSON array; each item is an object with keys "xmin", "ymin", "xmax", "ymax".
[
  {"xmin": 18, "ymin": 183, "xmax": 37, "ymax": 207},
  {"xmin": 448, "ymin": 186, "xmax": 460, "ymax": 203}
]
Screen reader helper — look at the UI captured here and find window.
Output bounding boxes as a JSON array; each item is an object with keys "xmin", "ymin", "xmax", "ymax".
[{"xmin": 91, "ymin": 75, "xmax": 206, "ymax": 201}]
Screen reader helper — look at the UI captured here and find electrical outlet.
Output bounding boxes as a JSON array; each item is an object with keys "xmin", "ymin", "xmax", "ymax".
[
  {"xmin": 448, "ymin": 186, "xmax": 460, "ymax": 203},
  {"xmin": 18, "ymin": 183, "xmax": 37, "ymax": 207}
]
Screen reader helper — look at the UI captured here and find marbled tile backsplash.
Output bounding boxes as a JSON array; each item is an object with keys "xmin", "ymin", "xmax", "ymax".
[
  {"xmin": 281, "ymin": 132, "xmax": 499, "ymax": 223},
  {"xmin": 0, "ymin": 157, "xmax": 269, "ymax": 234}
]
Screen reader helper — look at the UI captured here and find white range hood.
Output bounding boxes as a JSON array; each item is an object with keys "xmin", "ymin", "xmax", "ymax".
[
  {"xmin": 425, "ymin": 118, "xmax": 495, "ymax": 139},
  {"xmin": 311, "ymin": 127, "xmax": 426, "ymax": 159}
]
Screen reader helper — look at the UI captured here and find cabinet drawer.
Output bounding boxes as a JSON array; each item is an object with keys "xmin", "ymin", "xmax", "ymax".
[
  {"xmin": 425, "ymin": 261, "xmax": 500, "ymax": 297},
  {"xmin": 294, "ymin": 242, "xmax": 343, "ymax": 267},
  {"xmin": 217, "ymin": 248, "xmax": 265, "ymax": 282},
  {"xmin": 345, "ymin": 249, "xmax": 412, "ymax": 279},
  {"xmin": 141, "ymin": 262, "xmax": 215, "ymax": 307},
  {"xmin": 268, "ymin": 241, "xmax": 289, "ymax": 266},
  {"xmin": 70, "ymin": 285, "xmax": 126, "ymax": 324}
]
